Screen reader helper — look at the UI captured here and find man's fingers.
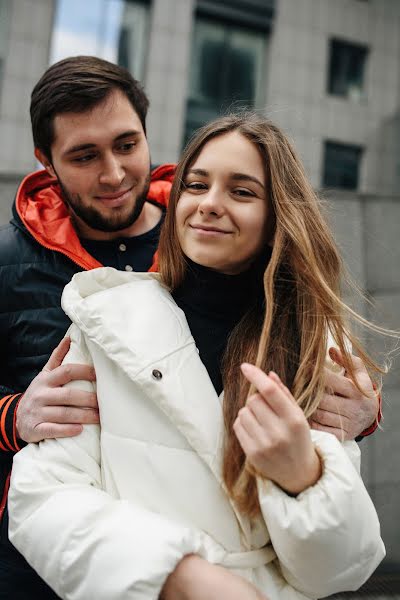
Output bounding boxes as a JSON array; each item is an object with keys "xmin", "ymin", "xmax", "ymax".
[
  {"xmin": 46, "ymin": 363, "xmax": 96, "ymax": 388},
  {"xmin": 40, "ymin": 406, "xmax": 100, "ymax": 425},
  {"xmin": 329, "ymin": 348, "xmax": 369, "ymax": 378},
  {"xmin": 44, "ymin": 386, "xmax": 98, "ymax": 409},
  {"xmin": 312, "ymin": 406, "xmax": 350, "ymax": 429},
  {"xmin": 318, "ymin": 392, "xmax": 349, "ymax": 417},
  {"xmin": 324, "ymin": 367, "xmax": 355, "ymax": 398},
  {"xmin": 34, "ymin": 422, "xmax": 84, "ymax": 440},
  {"xmin": 43, "ymin": 337, "xmax": 71, "ymax": 372},
  {"xmin": 309, "ymin": 419, "xmax": 347, "ymax": 442}
]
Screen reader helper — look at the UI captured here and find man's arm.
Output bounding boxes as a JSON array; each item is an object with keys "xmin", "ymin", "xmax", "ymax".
[
  {"xmin": 310, "ymin": 348, "xmax": 381, "ymax": 441},
  {"xmin": 1, "ymin": 337, "xmax": 99, "ymax": 450}
]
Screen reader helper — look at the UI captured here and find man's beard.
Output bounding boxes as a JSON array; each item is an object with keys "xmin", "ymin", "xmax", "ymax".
[{"xmin": 57, "ymin": 174, "xmax": 151, "ymax": 233}]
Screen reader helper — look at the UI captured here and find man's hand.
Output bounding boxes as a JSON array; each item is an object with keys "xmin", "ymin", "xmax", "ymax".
[
  {"xmin": 309, "ymin": 348, "xmax": 379, "ymax": 441},
  {"xmin": 160, "ymin": 554, "xmax": 267, "ymax": 600},
  {"xmin": 16, "ymin": 337, "xmax": 98, "ymax": 443}
]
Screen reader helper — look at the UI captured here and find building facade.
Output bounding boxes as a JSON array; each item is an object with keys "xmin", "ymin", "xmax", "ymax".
[{"xmin": 0, "ymin": 0, "xmax": 399, "ymax": 593}]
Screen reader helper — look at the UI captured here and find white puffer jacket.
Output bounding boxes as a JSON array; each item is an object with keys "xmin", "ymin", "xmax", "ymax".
[{"xmin": 9, "ymin": 268, "xmax": 384, "ymax": 600}]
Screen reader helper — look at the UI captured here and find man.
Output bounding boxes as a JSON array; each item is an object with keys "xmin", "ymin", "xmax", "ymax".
[{"xmin": 0, "ymin": 56, "xmax": 380, "ymax": 599}]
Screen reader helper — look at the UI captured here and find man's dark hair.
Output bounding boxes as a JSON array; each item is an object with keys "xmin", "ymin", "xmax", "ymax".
[{"xmin": 30, "ymin": 55, "xmax": 150, "ymax": 160}]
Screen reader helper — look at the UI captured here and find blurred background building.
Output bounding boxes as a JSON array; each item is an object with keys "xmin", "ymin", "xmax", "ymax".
[{"xmin": 0, "ymin": 0, "xmax": 399, "ymax": 594}]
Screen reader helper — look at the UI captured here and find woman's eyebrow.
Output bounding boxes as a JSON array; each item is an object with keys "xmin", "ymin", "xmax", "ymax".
[
  {"xmin": 230, "ymin": 173, "xmax": 265, "ymax": 190},
  {"xmin": 186, "ymin": 169, "xmax": 265, "ymax": 191},
  {"xmin": 187, "ymin": 168, "xmax": 208, "ymax": 176}
]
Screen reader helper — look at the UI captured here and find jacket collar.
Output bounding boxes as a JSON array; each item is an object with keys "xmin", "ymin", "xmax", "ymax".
[{"xmin": 14, "ymin": 165, "xmax": 175, "ymax": 271}]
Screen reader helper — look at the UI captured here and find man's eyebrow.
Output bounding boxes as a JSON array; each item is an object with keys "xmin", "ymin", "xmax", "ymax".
[
  {"xmin": 64, "ymin": 130, "xmax": 141, "ymax": 155},
  {"xmin": 64, "ymin": 143, "xmax": 96, "ymax": 156},
  {"xmin": 114, "ymin": 129, "xmax": 141, "ymax": 142}
]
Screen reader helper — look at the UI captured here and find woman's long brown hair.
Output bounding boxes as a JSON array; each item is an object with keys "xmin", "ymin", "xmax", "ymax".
[{"xmin": 158, "ymin": 112, "xmax": 390, "ymax": 517}]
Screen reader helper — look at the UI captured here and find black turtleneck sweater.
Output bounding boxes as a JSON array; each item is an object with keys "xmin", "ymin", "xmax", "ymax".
[{"xmin": 172, "ymin": 251, "xmax": 271, "ymax": 395}]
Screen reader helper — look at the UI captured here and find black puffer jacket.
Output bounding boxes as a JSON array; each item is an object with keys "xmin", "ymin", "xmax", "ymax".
[
  {"xmin": 0, "ymin": 205, "xmax": 80, "ymax": 394},
  {"xmin": 0, "ymin": 164, "xmax": 173, "ymax": 466},
  {"xmin": 0, "ymin": 166, "xmax": 173, "ymax": 600}
]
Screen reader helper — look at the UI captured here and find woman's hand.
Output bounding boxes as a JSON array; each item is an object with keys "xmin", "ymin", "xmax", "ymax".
[
  {"xmin": 160, "ymin": 554, "xmax": 267, "ymax": 600},
  {"xmin": 234, "ymin": 363, "xmax": 322, "ymax": 496}
]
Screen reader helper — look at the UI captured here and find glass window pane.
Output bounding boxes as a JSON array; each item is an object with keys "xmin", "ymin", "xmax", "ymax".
[
  {"xmin": 185, "ymin": 17, "xmax": 266, "ymax": 145},
  {"xmin": 327, "ymin": 39, "xmax": 368, "ymax": 101},
  {"xmin": 323, "ymin": 141, "xmax": 363, "ymax": 190},
  {"xmin": 50, "ymin": 0, "xmax": 149, "ymax": 81},
  {"xmin": 228, "ymin": 29, "xmax": 265, "ymax": 105},
  {"xmin": 188, "ymin": 20, "xmax": 226, "ymax": 107}
]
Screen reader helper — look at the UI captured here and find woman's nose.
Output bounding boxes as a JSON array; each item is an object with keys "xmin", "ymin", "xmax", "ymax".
[{"xmin": 198, "ymin": 188, "xmax": 224, "ymax": 216}]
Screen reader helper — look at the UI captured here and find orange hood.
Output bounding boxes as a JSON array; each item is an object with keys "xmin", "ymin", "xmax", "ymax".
[{"xmin": 15, "ymin": 164, "xmax": 175, "ymax": 271}]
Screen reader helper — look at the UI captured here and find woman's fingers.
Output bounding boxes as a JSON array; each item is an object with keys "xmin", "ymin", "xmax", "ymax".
[
  {"xmin": 241, "ymin": 363, "xmax": 296, "ymax": 418},
  {"xmin": 268, "ymin": 371, "xmax": 295, "ymax": 402}
]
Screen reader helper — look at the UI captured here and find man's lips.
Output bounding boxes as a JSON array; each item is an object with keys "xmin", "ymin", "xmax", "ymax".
[
  {"xmin": 94, "ymin": 186, "xmax": 134, "ymax": 208},
  {"xmin": 95, "ymin": 186, "xmax": 133, "ymax": 201}
]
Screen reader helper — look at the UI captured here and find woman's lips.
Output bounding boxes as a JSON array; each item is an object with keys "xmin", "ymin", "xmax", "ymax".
[{"xmin": 189, "ymin": 224, "xmax": 231, "ymax": 236}]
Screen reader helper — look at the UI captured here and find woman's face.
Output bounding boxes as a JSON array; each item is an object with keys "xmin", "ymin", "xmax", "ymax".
[{"xmin": 176, "ymin": 131, "xmax": 269, "ymax": 275}]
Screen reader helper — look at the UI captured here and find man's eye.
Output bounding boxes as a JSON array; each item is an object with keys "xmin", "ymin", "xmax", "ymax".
[
  {"xmin": 119, "ymin": 142, "xmax": 136, "ymax": 152},
  {"xmin": 73, "ymin": 154, "xmax": 96, "ymax": 164}
]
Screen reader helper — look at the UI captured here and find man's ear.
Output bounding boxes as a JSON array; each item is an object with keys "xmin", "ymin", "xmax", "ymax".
[{"xmin": 34, "ymin": 148, "xmax": 56, "ymax": 178}]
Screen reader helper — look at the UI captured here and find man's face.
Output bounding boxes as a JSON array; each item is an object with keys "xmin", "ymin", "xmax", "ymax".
[{"xmin": 37, "ymin": 89, "xmax": 151, "ymax": 239}]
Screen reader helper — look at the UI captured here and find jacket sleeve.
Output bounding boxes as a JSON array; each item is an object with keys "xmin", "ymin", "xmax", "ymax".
[
  {"xmin": 8, "ymin": 324, "xmax": 204, "ymax": 600},
  {"xmin": 257, "ymin": 430, "xmax": 385, "ymax": 598},
  {"xmin": 0, "ymin": 392, "xmax": 24, "ymax": 452}
]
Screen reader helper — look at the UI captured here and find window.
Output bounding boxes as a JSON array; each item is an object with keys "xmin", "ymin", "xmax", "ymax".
[
  {"xmin": 323, "ymin": 141, "xmax": 363, "ymax": 190},
  {"xmin": 327, "ymin": 38, "xmax": 368, "ymax": 101},
  {"xmin": 50, "ymin": 0, "xmax": 150, "ymax": 82},
  {"xmin": 183, "ymin": 17, "xmax": 266, "ymax": 145}
]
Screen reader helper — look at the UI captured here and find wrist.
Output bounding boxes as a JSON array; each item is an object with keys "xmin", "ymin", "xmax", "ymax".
[
  {"xmin": 14, "ymin": 394, "xmax": 23, "ymax": 442},
  {"xmin": 10, "ymin": 393, "xmax": 26, "ymax": 450},
  {"xmin": 281, "ymin": 448, "xmax": 323, "ymax": 496},
  {"xmin": 359, "ymin": 388, "xmax": 382, "ymax": 438}
]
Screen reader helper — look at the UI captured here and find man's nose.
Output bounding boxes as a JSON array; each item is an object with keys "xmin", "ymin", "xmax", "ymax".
[{"xmin": 99, "ymin": 155, "xmax": 125, "ymax": 187}]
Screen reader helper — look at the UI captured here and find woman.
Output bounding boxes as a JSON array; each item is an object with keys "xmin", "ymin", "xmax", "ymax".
[{"xmin": 9, "ymin": 113, "xmax": 385, "ymax": 600}]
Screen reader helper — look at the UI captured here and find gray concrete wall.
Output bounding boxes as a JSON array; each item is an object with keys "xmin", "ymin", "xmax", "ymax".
[
  {"xmin": 265, "ymin": 0, "xmax": 400, "ymax": 193},
  {"xmin": 0, "ymin": 0, "xmax": 54, "ymax": 223},
  {"xmin": 145, "ymin": 0, "xmax": 195, "ymax": 165},
  {"xmin": 0, "ymin": 174, "xmax": 20, "ymax": 224},
  {"xmin": 327, "ymin": 191, "xmax": 400, "ymax": 573}
]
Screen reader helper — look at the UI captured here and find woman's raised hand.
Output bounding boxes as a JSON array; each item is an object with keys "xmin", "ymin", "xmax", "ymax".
[{"xmin": 233, "ymin": 364, "xmax": 322, "ymax": 496}]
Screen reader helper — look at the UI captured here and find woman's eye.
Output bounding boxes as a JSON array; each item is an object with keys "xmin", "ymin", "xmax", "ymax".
[
  {"xmin": 185, "ymin": 181, "xmax": 207, "ymax": 191},
  {"xmin": 233, "ymin": 188, "xmax": 255, "ymax": 197}
]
